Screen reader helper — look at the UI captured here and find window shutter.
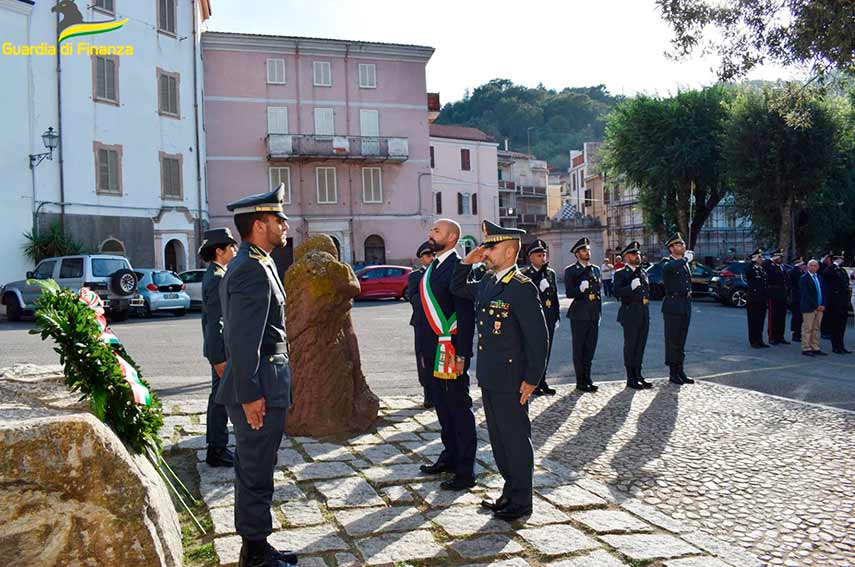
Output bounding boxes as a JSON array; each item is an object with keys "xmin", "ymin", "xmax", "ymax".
[
  {"xmin": 314, "ymin": 108, "xmax": 334, "ymax": 136},
  {"xmin": 159, "ymin": 74, "xmax": 169, "ymax": 112},
  {"xmin": 359, "ymin": 64, "xmax": 376, "ymax": 87},
  {"xmin": 159, "ymin": 0, "xmax": 167, "ymax": 30},
  {"xmin": 267, "ymin": 107, "xmax": 288, "ymax": 134},
  {"xmin": 472, "ymin": 194, "xmax": 478, "ymax": 215},
  {"xmin": 105, "ymin": 59, "xmax": 116, "ymax": 100},
  {"xmin": 108, "ymin": 150, "xmax": 119, "ymax": 192},
  {"xmin": 167, "ymin": 75, "xmax": 178, "ymax": 114},
  {"xmin": 461, "ymin": 149, "xmax": 471, "ymax": 171},
  {"xmin": 266, "ymin": 59, "xmax": 285, "ymax": 84},
  {"xmin": 98, "ymin": 149, "xmax": 109, "ymax": 192},
  {"xmin": 96, "ymin": 57, "xmax": 106, "ymax": 98},
  {"xmin": 314, "ymin": 62, "xmax": 331, "ymax": 86},
  {"xmin": 430, "ymin": 146, "xmax": 435, "ymax": 168},
  {"xmin": 435, "ymin": 192, "xmax": 442, "ymax": 214},
  {"xmin": 457, "ymin": 192, "xmax": 463, "ymax": 215}
]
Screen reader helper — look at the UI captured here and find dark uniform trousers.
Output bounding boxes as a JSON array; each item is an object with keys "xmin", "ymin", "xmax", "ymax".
[
  {"xmin": 789, "ymin": 269, "xmax": 803, "ymax": 339},
  {"xmin": 663, "ymin": 311, "xmax": 691, "ymax": 366},
  {"xmin": 765, "ymin": 262, "xmax": 788, "ymax": 341},
  {"xmin": 202, "ymin": 262, "xmax": 230, "ymax": 449},
  {"xmin": 429, "ymin": 363, "xmax": 477, "ymax": 480},
  {"xmin": 570, "ymin": 320, "xmax": 598, "ymax": 384},
  {"xmin": 564, "ymin": 263, "xmax": 602, "ymax": 387},
  {"xmin": 207, "ymin": 367, "xmax": 229, "ymax": 448},
  {"xmin": 823, "ymin": 264, "xmax": 851, "ymax": 350},
  {"xmin": 482, "ymin": 390, "xmax": 533, "ymax": 507},
  {"xmin": 747, "ymin": 301, "xmax": 767, "ymax": 346},
  {"xmin": 619, "ymin": 305, "xmax": 648, "ymax": 368},
  {"xmin": 661, "ymin": 257, "xmax": 692, "ymax": 367}
]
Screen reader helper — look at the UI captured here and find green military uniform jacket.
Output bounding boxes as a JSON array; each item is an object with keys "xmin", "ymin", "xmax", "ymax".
[
  {"xmin": 201, "ymin": 262, "xmax": 227, "ymax": 365},
  {"xmin": 613, "ymin": 264, "xmax": 650, "ymax": 324},
  {"xmin": 564, "ymin": 262, "xmax": 602, "ymax": 320},
  {"xmin": 661, "ymin": 256, "xmax": 692, "ymax": 315},
  {"xmin": 523, "ymin": 264, "xmax": 560, "ymax": 327}
]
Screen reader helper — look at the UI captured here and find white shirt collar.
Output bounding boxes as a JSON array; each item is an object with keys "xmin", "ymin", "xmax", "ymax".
[
  {"xmin": 436, "ymin": 248, "xmax": 457, "ymax": 266},
  {"xmin": 494, "ymin": 265, "xmax": 515, "ymax": 282}
]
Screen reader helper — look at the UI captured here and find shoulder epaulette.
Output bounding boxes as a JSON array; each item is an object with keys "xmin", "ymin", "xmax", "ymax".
[
  {"xmin": 248, "ymin": 245, "xmax": 270, "ymax": 266},
  {"xmin": 512, "ymin": 271, "xmax": 531, "ymax": 284}
]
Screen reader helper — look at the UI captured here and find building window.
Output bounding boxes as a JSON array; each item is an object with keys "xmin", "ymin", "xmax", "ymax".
[
  {"xmin": 358, "ymin": 63, "xmax": 376, "ymax": 88},
  {"xmin": 100, "ymin": 238, "xmax": 125, "ymax": 255},
  {"xmin": 460, "ymin": 148, "xmax": 471, "ymax": 171},
  {"xmin": 472, "ymin": 193, "xmax": 478, "ymax": 215},
  {"xmin": 92, "ymin": 55, "xmax": 118, "ymax": 105},
  {"xmin": 316, "ymin": 167, "xmax": 337, "ymax": 204},
  {"xmin": 497, "ymin": 168, "xmax": 502, "ymax": 180},
  {"xmin": 157, "ymin": 68, "xmax": 180, "ymax": 118},
  {"xmin": 94, "ymin": 142, "xmax": 122, "ymax": 195},
  {"xmin": 267, "ymin": 106, "xmax": 288, "ymax": 134},
  {"xmin": 160, "ymin": 152, "xmax": 183, "ymax": 200},
  {"xmin": 266, "ymin": 58, "xmax": 286, "ymax": 84},
  {"xmin": 458, "ymin": 192, "xmax": 473, "ymax": 215},
  {"xmin": 313, "ymin": 61, "xmax": 332, "ymax": 86},
  {"xmin": 435, "ymin": 192, "xmax": 442, "ymax": 214},
  {"xmin": 93, "ymin": 0, "xmax": 115, "ymax": 16},
  {"xmin": 364, "ymin": 235, "xmax": 386, "ymax": 265},
  {"xmin": 362, "ymin": 167, "xmax": 382, "ymax": 203},
  {"xmin": 314, "ymin": 108, "xmax": 334, "ymax": 136},
  {"xmin": 269, "ymin": 167, "xmax": 292, "ymax": 204},
  {"xmin": 430, "ymin": 146, "xmax": 435, "ymax": 169},
  {"xmin": 157, "ymin": 0, "xmax": 176, "ymax": 35}
]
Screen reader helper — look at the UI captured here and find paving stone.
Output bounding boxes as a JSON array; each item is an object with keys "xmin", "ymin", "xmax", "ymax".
[
  {"xmin": 334, "ymin": 505, "xmax": 428, "ymax": 536},
  {"xmin": 381, "ymin": 485, "xmax": 415, "ymax": 504},
  {"xmin": 430, "ymin": 505, "xmax": 513, "ymax": 537},
  {"xmin": 210, "ymin": 506, "xmax": 281, "ymax": 535},
  {"xmin": 290, "ymin": 461, "xmax": 355, "ymax": 481},
  {"xmin": 571, "ymin": 509, "xmax": 654, "ymax": 533},
  {"xmin": 197, "ymin": 462, "xmax": 236, "ymax": 484},
  {"xmin": 411, "ymin": 481, "xmax": 485, "ymax": 507},
  {"xmin": 334, "ymin": 553, "xmax": 361, "ymax": 566},
  {"xmin": 361, "ymin": 463, "xmax": 426, "ymax": 485},
  {"xmin": 549, "ymin": 549, "xmax": 629, "ymax": 567},
  {"xmin": 381, "ymin": 397, "xmax": 421, "ymax": 409},
  {"xmin": 213, "ymin": 535, "xmax": 242, "ymax": 564},
  {"xmin": 293, "ymin": 558, "xmax": 327, "ymax": 567},
  {"xmin": 314, "ymin": 476, "xmax": 384, "ymax": 509},
  {"xmin": 450, "ymin": 534, "xmax": 525, "ymax": 559},
  {"xmin": 536, "ymin": 457, "xmax": 581, "ymax": 481},
  {"xmin": 173, "ymin": 434, "xmax": 208, "ymax": 450},
  {"xmin": 303, "ymin": 442, "xmax": 356, "ymax": 462},
  {"xmin": 277, "ymin": 447, "xmax": 308, "ymax": 467},
  {"xmin": 280, "ymin": 500, "xmax": 325, "ymax": 527},
  {"xmin": 664, "ymin": 558, "xmax": 734, "ymax": 567},
  {"xmin": 348, "ymin": 458, "xmax": 372, "ymax": 470},
  {"xmin": 600, "ymin": 534, "xmax": 700, "ymax": 560},
  {"xmin": 538, "ymin": 484, "xmax": 607, "ymax": 509},
  {"xmin": 682, "ymin": 530, "xmax": 764, "ymax": 566},
  {"xmin": 268, "ymin": 524, "xmax": 349, "ymax": 554},
  {"xmin": 401, "ymin": 440, "xmax": 445, "ymax": 457},
  {"xmin": 522, "ymin": 496, "xmax": 571, "ymax": 526},
  {"xmin": 375, "ymin": 429, "xmax": 422, "ymax": 443},
  {"xmin": 357, "ymin": 444, "xmax": 416, "ymax": 465},
  {"xmin": 272, "ymin": 482, "xmax": 305, "ymax": 503},
  {"xmin": 573, "ymin": 477, "xmax": 618, "ymax": 503},
  {"xmin": 355, "ymin": 530, "xmax": 447, "ymax": 565},
  {"xmin": 462, "ymin": 560, "xmax": 531, "ymax": 567},
  {"xmin": 200, "ymin": 482, "xmax": 234, "ymax": 509},
  {"xmin": 348, "ymin": 433, "xmax": 384, "ymax": 445},
  {"xmin": 621, "ymin": 499, "xmax": 690, "ymax": 533},
  {"xmin": 518, "ymin": 524, "xmax": 600, "ymax": 555}
]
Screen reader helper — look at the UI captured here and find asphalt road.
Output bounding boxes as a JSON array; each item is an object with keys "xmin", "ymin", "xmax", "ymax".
[{"xmin": 2, "ymin": 297, "xmax": 854, "ymax": 410}]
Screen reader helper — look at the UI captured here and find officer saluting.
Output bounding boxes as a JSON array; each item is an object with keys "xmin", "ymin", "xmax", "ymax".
[
  {"xmin": 746, "ymin": 249, "xmax": 769, "ymax": 348},
  {"xmin": 216, "ymin": 184, "xmax": 297, "ymax": 567},
  {"xmin": 451, "ymin": 220, "xmax": 548, "ymax": 521},
  {"xmin": 564, "ymin": 237, "xmax": 601, "ymax": 393},
  {"xmin": 199, "ymin": 227, "xmax": 239, "ymax": 467},
  {"xmin": 612, "ymin": 241, "xmax": 653, "ymax": 389},
  {"xmin": 522, "ymin": 239, "xmax": 559, "ymax": 396},
  {"xmin": 661, "ymin": 233, "xmax": 695, "ymax": 385}
]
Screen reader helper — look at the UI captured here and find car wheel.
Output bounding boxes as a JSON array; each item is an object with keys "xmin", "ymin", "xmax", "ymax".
[
  {"xmin": 729, "ymin": 288, "xmax": 748, "ymax": 308},
  {"xmin": 142, "ymin": 301, "xmax": 153, "ymax": 318},
  {"xmin": 4, "ymin": 294, "xmax": 23, "ymax": 322},
  {"xmin": 109, "ymin": 309, "xmax": 129, "ymax": 322},
  {"xmin": 174, "ymin": 309, "xmax": 186, "ymax": 317},
  {"xmin": 402, "ymin": 287, "xmax": 410, "ymax": 302},
  {"xmin": 110, "ymin": 269, "xmax": 139, "ymax": 297}
]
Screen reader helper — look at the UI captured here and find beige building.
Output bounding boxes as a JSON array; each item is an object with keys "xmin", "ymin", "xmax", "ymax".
[{"xmin": 497, "ymin": 148, "xmax": 549, "ymax": 231}]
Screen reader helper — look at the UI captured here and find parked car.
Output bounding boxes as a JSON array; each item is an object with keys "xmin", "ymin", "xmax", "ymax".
[
  {"xmin": 178, "ymin": 269, "xmax": 206, "ymax": 309},
  {"xmin": 134, "ymin": 269, "xmax": 191, "ymax": 317},
  {"xmin": 1, "ymin": 254, "xmax": 143, "ymax": 322},
  {"xmin": 645, "ymin": 261, "xmax": 717, "ymax": 300},
  {"xmin": 355, "ymin": 265, "xmax": 413, "ymax": 301},
  {"xmin": 711, "ymin": 261, "xmax": 795, "ymax": 308}
]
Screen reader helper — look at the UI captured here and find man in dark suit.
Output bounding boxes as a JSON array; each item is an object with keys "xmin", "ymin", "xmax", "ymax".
[
  {"xmin": 522, "ymin": 239, "xmax": 559, "ymax": 396},
  {"xmin": 564, "ymin": 237, "xmax": 601, "ymax": 393},
  {"xmin": 822, "ymin": 251, "xmax": 852, "ymax": 354},
  {"xmin": 613, "ymin": 241, "xmax": 653, "ymax": 389},
  {"xmin": 199, "ymin": 227, "xmax": 239, "ymax": 467},
  {"xmin": 746, "ymin": 249, "xmax": 770, "ymax": 349},
  {"xmin": 800, "ymin": 259, "xmax": 828, "ymax": 357},
  {"xmin": 661, "ymin": 233, "xmax": 695, "ymax": 385},
  {"xmin": 451, "ymin": 220, "xmax": 548, "ymax": 521},
  {"xmin": 216, "ymin": 185, "xmax": 297, "ymax": 567},
  {"xmin": 415, "ymin": 219, "xmax": 477, "ymax": 491},
  {"xmin": 408, "ymin": 241, "xmax": 436, "ymax": 408},
  {"xmin": 788, "ymin": 257, "xmax": 805, "ymax": 342},
  {"xmin": 764, "ymin": 249, "xmax": 790, "ymax": 345}
]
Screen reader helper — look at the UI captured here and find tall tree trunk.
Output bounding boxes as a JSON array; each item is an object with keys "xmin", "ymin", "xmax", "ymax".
[{"xmin": 778, "ymin": 192, "xmax": 793, "ymax": 255}]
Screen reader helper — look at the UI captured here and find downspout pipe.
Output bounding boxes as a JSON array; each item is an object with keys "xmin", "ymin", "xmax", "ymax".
[
  {"xmin": 54, "ymin": 0, "xmax": 65, "ymax": 227},
  {"xmin": 192, "ymin": 0, "xmax": 203, "ymax": 266}
]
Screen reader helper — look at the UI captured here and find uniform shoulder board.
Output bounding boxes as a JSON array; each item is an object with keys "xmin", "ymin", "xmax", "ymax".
[
  {"xmin": 623, "ymin": 265, "xmax": 633, "ymax": 272},
  {"xmin": 513, "ymin": 271, "xmax": 531, "ymax": 284},
  {"xmin": 248, "ymin": 246, "xmax": 270, "ymax": 266},
  {"xmin": 214, "ymin": 265, "xmax": 226, "ymax": 276}
]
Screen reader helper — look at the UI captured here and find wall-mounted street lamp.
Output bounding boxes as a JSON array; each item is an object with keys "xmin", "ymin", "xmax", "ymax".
[{"xmin": 29, "ymin": 127, "xmax": 59, "ymax": 169}]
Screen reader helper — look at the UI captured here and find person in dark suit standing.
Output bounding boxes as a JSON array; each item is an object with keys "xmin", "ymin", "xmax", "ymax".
[
  {"xmin": 822, "ymin": 251, "xmax": 852, "ymax": 354},
  {"xmin": 451, "ymin": 220, "xmax": 548, "ymax": 521},
  {"xmin": 800, "ymin": 259, "xmax": 828, "ymax": 357},
  {"xmin": 522, "ymin": 239, "xmax": 559, "ymax": 396},
  {"xmin": 612, "ymin": 241, "xmax": 653, "ymax": 389},
  {"xmin": 788, "ymin": 257, "xmax": 805, "ymax": 342},
  {"xmin": 199, "ymin": 227, "xmax": 239, "ymax": 467},
  {"xmin": 415, "ymin": 219, "xmax": 477, "ymax": 491},
  {"xmin": 746, "ymin": 249, "xmax": 770, "ymax": 349},
  {"xmin": 661, "ymin": 233, "xmax": 695, "ymax": 385},
  {"xmin": 216, "ymin": 185, "xmax": 297, "ymax": 567},
  {"xmin": 408, "ymin": 241, "xmax": 436, "ymax": 408},
  {"xmin": 564, "ymin": 237, "xmax": 601, "ymax": 393},
  {"xmin": 764, "ymin": 249, "xmax": 790, "ymax": 344}
]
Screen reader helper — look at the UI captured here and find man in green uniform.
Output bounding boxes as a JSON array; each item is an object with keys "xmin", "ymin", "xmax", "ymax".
[
  {"xmin": 563, "ymin": 237, "xmax": 601, "ymax": 392},
  {"xmin": 523, "ymin": 239, "xmax": 559, "ymax": 396},
  {"xmin": 661, "ymin": 233, "xmax": 695, "ymax": 385},
  {"xmin": 451, "ymin": 220, "xmax": 548, "ymax": 521},
  {"xmin": 612, "ymin": 241, "xmax": 653, "ymax": 389}
]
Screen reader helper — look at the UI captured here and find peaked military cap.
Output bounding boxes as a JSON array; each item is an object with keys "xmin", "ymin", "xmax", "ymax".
[
  {"xmin": 665, "ymin": 233, "xmax": 686, "ymax": 248},
  {"xmin": 770, "ymin": 248, "xmax": 784, "ymax": 258},
  {"xmin": 227, "ymin": 183, "xmax": 288, "ymax": 220},
  {"xmin": 620, "ymin": 241, "xmax": 641, "ymax": 256},
  {"xmin": 750, "ymin": 248, "xmax": 764, "ymax": 259},
  {"xmin": 416, "ymin": 240, "xmax": 434, "ymax": 258},
  {"xmin": 791, "ymin": 256, "xmax": 805, "ymax": 267},
  {"xmin": 480, "ymin": 220, "xmax": 526, "ymax": 248},
  {"xmin": 570, "ymin": 237, "xmax": 590, "ymax": 254},
  {"xmin": 832, "ymin": 250, "xmax": 845, "ymax": 259},
  {"xmin": 527, "ymin": 239, "xmax": 548, "ymax": 256},
  {"xmin": 198, "ymin": 227, "xmax": 238, "ymax": 255}
]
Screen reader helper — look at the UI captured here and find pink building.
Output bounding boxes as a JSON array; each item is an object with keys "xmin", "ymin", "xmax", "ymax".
[{"xmin": 201, "ymin": 33, "xmax": 435, "ymax": 270}]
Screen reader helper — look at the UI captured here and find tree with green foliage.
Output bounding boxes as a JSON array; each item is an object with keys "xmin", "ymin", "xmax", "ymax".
[
  {"xmin": 23, "ymin": 221, "xmax": 84, "ymax": 263},
  {"xmin": 603, "ymin": 86, "xmax": 732, "ymax": 248},
  {"xmin": 725, "ymin": 86, "xmax": 838, "ymax": 256}
]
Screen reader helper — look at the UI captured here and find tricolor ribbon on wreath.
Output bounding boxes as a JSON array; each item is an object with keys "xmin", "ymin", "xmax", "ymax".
[
  {"xmin": 419, "ymin": 262, "xmax": 459, "ymax": 379},
  {"xmin": 78, "ymin": 287, "xmax": 152, "ymax": 406}
]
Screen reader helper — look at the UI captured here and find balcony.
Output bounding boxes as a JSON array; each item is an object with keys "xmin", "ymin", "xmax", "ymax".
[
  {"xmin": 499, "ymin": 207, "xmax": 516, "ymax": 219},
  {"xmin": 516, "ymin": 185, "xmax": 547, "ymax": 199},
  {"xmin": 267, "ymin": 134, "xmax": 409, "ymax": 162},
  {"xmin": 498, "ymin": 180, "xmax": 516, "ymax": 192},
  {"xmin": 517, "ymin": 213, "xmax": 547, "ymax": 226}
]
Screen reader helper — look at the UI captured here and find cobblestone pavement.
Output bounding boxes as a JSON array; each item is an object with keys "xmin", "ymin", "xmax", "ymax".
[
  {"xmin": 529, "ymin": 381, "xmax": 855, "ymax": 567},
  {"xmin": 164, "ymin": 392, "xmax": 764, "ymax": 566}
]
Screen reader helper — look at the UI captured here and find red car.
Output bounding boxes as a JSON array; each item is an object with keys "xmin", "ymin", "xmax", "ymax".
[{"xmin": 356, "ymin": 265, "xmax": 413, "ymax": 301}]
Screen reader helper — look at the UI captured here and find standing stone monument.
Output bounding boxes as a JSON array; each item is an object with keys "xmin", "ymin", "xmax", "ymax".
[{"xmin": 283, "ymin": 235, "xmax": 379, "ymax": 437}]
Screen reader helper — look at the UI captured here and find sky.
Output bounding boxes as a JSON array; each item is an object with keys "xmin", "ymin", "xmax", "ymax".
[{"xmin": 205, "ymin": 0, "xmax": 802, "ymax": 103}]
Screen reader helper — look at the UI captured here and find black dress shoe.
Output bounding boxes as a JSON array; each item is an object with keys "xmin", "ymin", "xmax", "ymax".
[
  {"xmin": 420, "ymin": 462, "xmax": 453, "ymax": 475},
  {"xmin": 440, "ymin": 477, "xmax": 476, "ymax": 491},
  {"xmin": 679, "ymin": 367, "xmax": 695, "ymax": 384},
  {"xmin": 576, "ymin": 384, "xmax": 597, "ymax": 393},
  {"xmin": 841, "ymin": 348, "xmax": 852, "ymax": 354},
  {"xmin": 493, "ymin": 505, "xmax": 533, "ymax": 521},
  {"xmin": 750, "ymin": 343, "xmax": 765, "ymax": 349},
  {"xmin": 813, "ymin": 350, "xmax": 828, "ymax": 356},
  {"xmin": 639, "ymin": 379, "xmax": 654, "ymax": 389},
  {"xmin": 267, "ymin": 544, "xmax": 297, "ymax": 565},
  {"xmin": 669, "ymin": 375, "xmax": 684, "ymax": 385},
  {"xmin": 833, "ymin": 348, "xmax": 846, "ymax": 354},
  {"xmin": 626, "ymin": 381, "xmax": 645, "ymax": 390},
  {"xmin": 779, "ymin": 340, "xmax": 791, "ymax": 345},
  {"xmin": 538, "ymin": 386, "xmax": 557, "ymax": 396},
  {"xmin": 240, "ymin": 545, "xmax": 297, "ymax": 567},
  {"xmin": 760, "ymin": 343, "xmax": 771, "ymax": 348},
  {"xmin": 802, "ymin": 351, "xmax": 815, "ymax": 357},
  {"xmin": 480, "ymin": 496, "xmax": 510, "ymax": 512},
  {"xmin": 206, "ymin": 446, "xmax": 235, "ymax": 468}
]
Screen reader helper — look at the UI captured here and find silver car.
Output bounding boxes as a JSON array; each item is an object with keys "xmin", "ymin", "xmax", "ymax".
[{"xmin": 178, "ymin": 269, "xmax": 206, "ymax": 310}]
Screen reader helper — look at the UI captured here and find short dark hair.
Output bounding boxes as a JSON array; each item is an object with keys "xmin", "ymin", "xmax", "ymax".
[
  {"xmin": 235, "ymin": 212, "xmax": 266, "ymax": 239},
  {"xmin": 200, "ymin": 244, "xmax": 230, "ymax": 263}
]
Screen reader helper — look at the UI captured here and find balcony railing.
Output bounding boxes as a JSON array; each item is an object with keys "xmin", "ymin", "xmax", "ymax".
[
  {"xmin": 499, "ymin": 207, "xmax": 516, "ymax": 218},
  {"xmin": 516, "ymin": 185, "xmax": 547, "ymax": 198},
  {"xmin": 498, "ymin": 180, "xmax": 516, "ymax": 192},
  {"xmin": 267, "ymin": 134, "xmax": 409, "ymax": 162},
  {"xmin": 517, "ymin": 213, "xmax": 547, "ymax": 225}
]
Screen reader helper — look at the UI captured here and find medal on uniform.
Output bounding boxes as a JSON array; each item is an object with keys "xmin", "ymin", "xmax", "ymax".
[
  {"xmin": 589, "ymin": 293, "xmax": 596, "ymax": 301},
  {"xmin": 643, "ymin": 298, "xmax": 649, "ymax": 305},
  {"xmin": 545, "ymin": 299, "xmax": 552, "ymax": 308},
  {"xmin": 493, "ymin": 321, "xmax": 502, "ymax": 335}
]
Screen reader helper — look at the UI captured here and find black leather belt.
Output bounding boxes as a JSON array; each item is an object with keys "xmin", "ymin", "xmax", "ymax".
[{"xmin": 261, "ymin": 343, "xmax": 288, "ymax": 355}]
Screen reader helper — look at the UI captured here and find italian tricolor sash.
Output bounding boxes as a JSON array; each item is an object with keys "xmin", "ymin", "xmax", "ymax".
[{"xmin": 420, "ymin": 261, "xmax": 458, "ymax": 379}]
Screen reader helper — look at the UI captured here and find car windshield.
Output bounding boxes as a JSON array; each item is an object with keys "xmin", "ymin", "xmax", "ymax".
[
  {"xmin": 152, "ymin": 271, "xmax": 182, "ymax": 286},
  {"xmin": 92, "ymin": 258, "xmax": 130, "ymax": 277}
]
